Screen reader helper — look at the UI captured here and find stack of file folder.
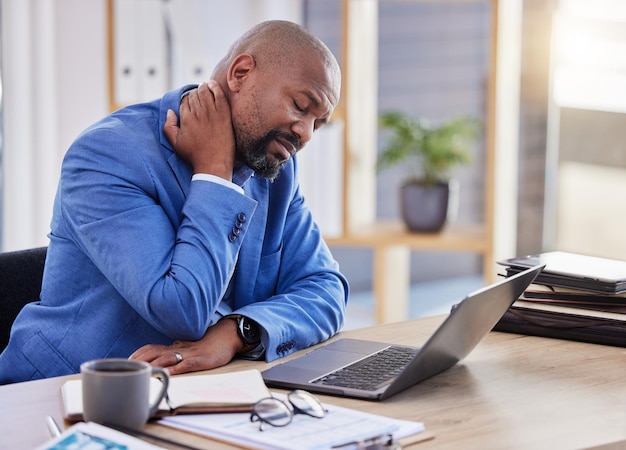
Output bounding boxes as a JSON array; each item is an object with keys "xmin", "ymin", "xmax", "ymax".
[{"xmin": 494, "ymin": 251, "xmax": 626, "ymax": 347}]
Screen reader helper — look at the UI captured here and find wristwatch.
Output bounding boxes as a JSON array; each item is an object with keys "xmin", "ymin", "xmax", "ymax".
[{"xmin": 226, "ymin": 315, "xmax": 261, "ymax": 352}]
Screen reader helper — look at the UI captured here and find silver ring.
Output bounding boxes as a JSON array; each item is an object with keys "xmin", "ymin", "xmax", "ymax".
[{"xmin": 173, "ymin": 351, "xmax": 183, "ymax": 364}]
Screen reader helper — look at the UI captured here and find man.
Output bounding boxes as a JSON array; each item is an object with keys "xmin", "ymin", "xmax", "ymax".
[{"xmin": 0, "ymin": 20, "xmax": 348, "ymax": 383}]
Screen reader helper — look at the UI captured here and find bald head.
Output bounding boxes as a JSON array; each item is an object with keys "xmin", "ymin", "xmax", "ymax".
[{"xmin": 213, "ymin": 20, "xmax": 340, "ymax": 89}]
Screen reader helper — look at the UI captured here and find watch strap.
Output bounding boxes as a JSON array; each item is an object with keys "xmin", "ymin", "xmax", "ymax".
[{"xmin": 223, "ymin": 315, "xmax": 261, "ymax": 353}]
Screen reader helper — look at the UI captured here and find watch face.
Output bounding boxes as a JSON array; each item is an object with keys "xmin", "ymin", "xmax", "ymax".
[{"xmin": 240, "ymin": 317, "xmax": 260, "ymax": 344}]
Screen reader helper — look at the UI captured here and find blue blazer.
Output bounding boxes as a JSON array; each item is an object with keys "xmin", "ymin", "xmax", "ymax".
[{"xmin": 0, "ymin": 86, "xmax": 349, "ymax": 383}]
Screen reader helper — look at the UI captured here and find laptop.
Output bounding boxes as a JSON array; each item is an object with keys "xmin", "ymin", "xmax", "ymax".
[{"xmin": 262, "ymin": 265, "xmax": 544, "ymax": 400}]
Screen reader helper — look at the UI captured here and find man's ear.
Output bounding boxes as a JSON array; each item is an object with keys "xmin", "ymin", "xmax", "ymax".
[{"xmin": 227, "ymin": 54, "xmax": 255, "ymax": 93}]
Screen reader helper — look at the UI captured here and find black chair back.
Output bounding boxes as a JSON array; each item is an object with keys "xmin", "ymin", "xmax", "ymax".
[{"xmin": 0, "ymin": 247, "xmax": 47, "ymax": 350}]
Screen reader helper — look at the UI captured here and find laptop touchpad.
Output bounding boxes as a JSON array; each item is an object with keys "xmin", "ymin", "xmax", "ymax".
[{"xmin": 285, "ymin": 339, "xmax": 391, "ymax": 372}]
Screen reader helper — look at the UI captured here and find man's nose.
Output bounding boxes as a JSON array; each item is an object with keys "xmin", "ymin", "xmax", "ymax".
[{"xmin": 292, "ymin": 118, "xmax": 314, "ymax": 145}]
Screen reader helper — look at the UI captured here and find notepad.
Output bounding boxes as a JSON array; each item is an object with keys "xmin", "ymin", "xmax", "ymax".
[{"xmin": 61, "ymin": 369, "xmax": 271, "ymax": 421}]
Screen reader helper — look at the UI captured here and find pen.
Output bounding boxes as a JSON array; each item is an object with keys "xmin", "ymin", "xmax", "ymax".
[{"xmin": 46, "ymin": 415, "xmax": 62, "ymax": 437}]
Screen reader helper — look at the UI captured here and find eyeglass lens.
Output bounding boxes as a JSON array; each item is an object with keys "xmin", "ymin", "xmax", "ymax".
[
  {"xmin": 251, "ymin": 390, "xmax": 326, "ymax": 430},
  {"xmin": 252, "ymin": 398, "xmax": 292, "ymax": 428},
  {"xmin": 288, "ymin": 389, "xmax": 326, "ymax": 418}
]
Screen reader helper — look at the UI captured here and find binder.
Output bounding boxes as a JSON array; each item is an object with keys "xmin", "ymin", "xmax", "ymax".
[{"xmin": 494, "ymin": 305, "xmax": 626, "ymax": 347}]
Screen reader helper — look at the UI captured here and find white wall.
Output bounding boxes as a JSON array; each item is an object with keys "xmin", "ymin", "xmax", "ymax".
[
  {"xmin": 1, "ymin": 0, "xmax": 109, "ymax": 251},
  {"xmin": 544, "ymin": 0, "xmax": 626, "ymax": 251},
  {"xmin": 557, "ymin": 162, "xmax": 626, "ymax": 259}
]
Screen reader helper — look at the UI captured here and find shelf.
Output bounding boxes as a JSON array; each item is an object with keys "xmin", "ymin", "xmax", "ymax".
[
  {"xmin": 325, "ymin": 221, "xmax": 488, "ymax": 252},
  {"xmin": 326, "ymin": 220, "xmax": 493, "ymax": 325}
]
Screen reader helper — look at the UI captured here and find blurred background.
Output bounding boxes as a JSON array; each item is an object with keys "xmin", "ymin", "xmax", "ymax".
[{"xmin": 1, "ymin": 0, "xmax": 624, "ymax": 327}]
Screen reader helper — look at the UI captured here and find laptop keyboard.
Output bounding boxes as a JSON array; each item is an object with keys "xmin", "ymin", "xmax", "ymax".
[{"xmin": 312, "ymin": 345, "xmax": 418, "ymax": 391}]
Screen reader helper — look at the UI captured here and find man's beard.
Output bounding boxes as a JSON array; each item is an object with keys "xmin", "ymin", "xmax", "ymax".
[{"xmin": 236, "ymin": 129, "xmax": 301, "ymax": 181}]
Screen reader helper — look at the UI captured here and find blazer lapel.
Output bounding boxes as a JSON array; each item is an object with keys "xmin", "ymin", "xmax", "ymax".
[{"xmin": 167, "ymin": 152, "xmax": 193, "ymax": 198}]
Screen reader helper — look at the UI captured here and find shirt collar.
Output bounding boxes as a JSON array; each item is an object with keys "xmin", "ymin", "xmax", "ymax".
[{"xmin": 233, "ymin": 163, "xmax": 255, "ymax": 187}]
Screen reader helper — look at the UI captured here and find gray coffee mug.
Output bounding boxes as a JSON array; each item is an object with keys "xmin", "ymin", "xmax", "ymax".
[{"xmin": 81, "ymin": 358, "xmax": 169, "ymax": 430}]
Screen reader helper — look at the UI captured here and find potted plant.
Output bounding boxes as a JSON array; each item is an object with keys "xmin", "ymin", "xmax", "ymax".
[{"xmin": 377, "ymin": 111, "xmax": 480, "ymax": 232}]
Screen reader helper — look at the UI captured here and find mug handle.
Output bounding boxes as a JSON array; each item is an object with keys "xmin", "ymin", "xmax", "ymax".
[{"xmin": 148, "ymin": 367, "xmax": 170, "ymax": 417}]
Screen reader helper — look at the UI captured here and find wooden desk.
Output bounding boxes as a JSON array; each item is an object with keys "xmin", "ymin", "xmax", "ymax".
[{"xmin": 2, "ymin": 315, "xmax": 625, "ymax": 449}]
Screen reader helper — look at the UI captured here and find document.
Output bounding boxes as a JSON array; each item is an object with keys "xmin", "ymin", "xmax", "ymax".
[
  {"xmin": 159, "ymin": 393, "xmax": 427, "ymax": 450},
  {"xmin": 62, "ymin": 369, "xmax": 271, "ymax": 420}
]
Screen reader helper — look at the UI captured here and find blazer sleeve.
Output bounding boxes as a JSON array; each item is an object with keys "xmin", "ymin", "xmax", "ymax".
[
  {"xmin": 58, "ymin": 122, "xmax": 257, "ymax": 340},
  {"xmin": 232, "ymin": 157, "xmax": 349, "ymax": 362}
]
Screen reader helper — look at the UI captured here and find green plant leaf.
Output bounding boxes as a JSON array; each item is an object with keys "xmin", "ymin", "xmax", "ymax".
[{"xmin": 378, "ymin": 111, "xmax": 480, "ymax": 185}]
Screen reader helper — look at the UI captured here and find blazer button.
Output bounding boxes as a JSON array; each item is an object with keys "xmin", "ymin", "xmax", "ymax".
[
  {"xmin": 237, "ymin": 212, "xmax": 247, "ymax": 223},
  {"xmin": 228, "ymin": 232, "xmax": 237, "ymax": 242},
  {"xmin": 232, "ymin": 226, "xmax": 241, "ymax": 236},
  {"xmin": 276, "ymin": 340, "xmax": 296, "ymax": 354}
]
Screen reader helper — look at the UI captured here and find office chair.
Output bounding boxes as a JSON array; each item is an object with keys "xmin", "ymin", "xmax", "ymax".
[{"xmin": 0, "ymin": 247, "xmax": 47, "ymax": 350}]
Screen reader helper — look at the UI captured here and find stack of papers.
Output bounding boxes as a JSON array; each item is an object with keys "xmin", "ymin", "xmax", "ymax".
[
  {"xmin": 495, "ymin": 252, "xmax": 626, "ymax": 346},
  {"xmin": 159, "ymin": 393, "xmax": 426, "ymax": 450}
]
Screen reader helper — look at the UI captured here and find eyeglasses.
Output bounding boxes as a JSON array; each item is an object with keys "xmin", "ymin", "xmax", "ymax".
[{"xmin": 250, "ymin": 390, "xmax": 327, "ymax": 431}]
